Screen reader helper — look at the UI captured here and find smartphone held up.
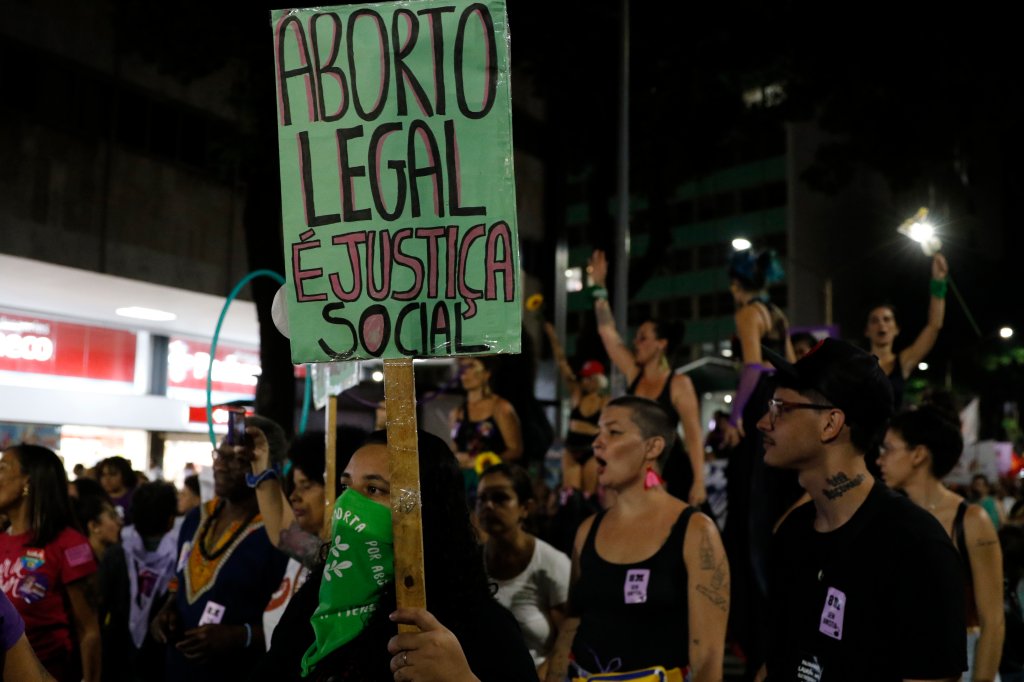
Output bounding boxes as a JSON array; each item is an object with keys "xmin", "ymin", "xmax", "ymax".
[{"xmin": 225, "ymin": 407, "xmax": 247, "ymax": 446}]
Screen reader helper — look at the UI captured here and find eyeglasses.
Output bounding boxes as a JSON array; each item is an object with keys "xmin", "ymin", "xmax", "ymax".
[{"xmin": 766, "ymin": 398, "xmax": 835, "ymax": 428}]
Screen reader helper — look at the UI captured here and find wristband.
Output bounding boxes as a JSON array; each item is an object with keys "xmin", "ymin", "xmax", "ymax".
[
  {"xmin": 930, "ymin": 278, "xmax": 947, "ymax": 299},
  {"xmin": 245, "ymin": 467, "xmax": 279, "ymax": 489},
  {"xmin": 591, "ymin": 287, "xmax": 608, "ymax": 300},
  {"xmin": 243, "ymin": 623, "xmax": 252, "ymax": 648}
]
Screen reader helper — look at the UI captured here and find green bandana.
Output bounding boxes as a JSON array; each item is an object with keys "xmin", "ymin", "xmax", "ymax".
[{"xmin": 301, "ymin": 489, "xmax": 394, "ymax": 676}]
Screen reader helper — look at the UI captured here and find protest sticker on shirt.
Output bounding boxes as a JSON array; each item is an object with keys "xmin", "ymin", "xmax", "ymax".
[
  {"xmin": 16, "ymin": 573, "xmax": 49, "ymax": 604},
  {"xmin": 818, "ymin": 586, "xmax": 846, "ymax": 640},
  {"xmin": 199, "ymin": 600, "xmax": 226, "ymax": 626},
  {"xmin": 623, "ymin": 568, "xmax": 650, "ymax": 604},
  {"xmin": 271, "ymin": 0, "xmax": 520, "ymax": 362},
  {"xmin": 20, "ymin": 549, "xmax": 45, "ymax": 571}
]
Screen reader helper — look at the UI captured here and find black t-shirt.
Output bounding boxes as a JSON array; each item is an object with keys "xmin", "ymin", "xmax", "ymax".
[{"xmin": 767, "ymin": 481, "xmax": 966, "ymax": 682}]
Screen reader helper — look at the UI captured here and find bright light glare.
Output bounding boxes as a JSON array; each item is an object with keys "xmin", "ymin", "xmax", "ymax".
[
  {"xmin": 906, "ymin": 221, "xmax": 935, "ymax": 244},
  {"xmin": 723, "ymin": 394, "xmax": 733, "ymax": 404},
  {"xmin": 721, "ymin": 348, "xmax": 734, "ymax": 358},
  {"xmin": 1000, "ymin": 327, "xmax": 1014, "ymax": 339},
  {"xmin": 565, "ymin": 266, "xmax": 584, "ymax": 293},
  {"xmin": 115, "ymin": 306, "xmax": 177, "ymax": 321},
  {"xmin": 732, "ymin": 238, "xmax": 752, "ymax": 251},
  {"xmin": 371, "ymin": 371, "xmax": 384, "ymax": 382},
  {"xmin": 918, "ymin": 362, "xmax": 929, "ymax": 371}
]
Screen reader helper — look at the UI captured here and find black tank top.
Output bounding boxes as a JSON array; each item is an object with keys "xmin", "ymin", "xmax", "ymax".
[
  {"xmin": 566, "ymin": 404, "xmax": 601, "ymax": 452},
  {"xmin": 887, "ymin": 358, "xmax": 906, "ymax": 409},
  {"xmin": 626, "ymin": 373, "xmax": 677, "ymax": 428},
  {"xmin": 730, "ymin": 296, "xmax": 788, "ymax": 361},
  {"xmin": 570, "ymin": 506, "xmax": 694, "ymax": 673},
  {"xmin": 451, "ymin": 398, "xmax": 508, "ymax": 456},
  {"xmin": 952, "ymin": 500, "xmax": 979, "ymax": 627}
]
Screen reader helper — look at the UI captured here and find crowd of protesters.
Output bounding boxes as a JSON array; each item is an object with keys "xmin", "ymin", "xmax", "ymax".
[{"xmin": 2, "ymin": 248, "xmax": 1024, "ymax": 682}]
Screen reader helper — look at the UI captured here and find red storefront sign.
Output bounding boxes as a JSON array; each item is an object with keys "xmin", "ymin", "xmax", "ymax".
[
  {"xmin": 167, "ymin": 337, "xmax": 260, "ymax": 394},
  {"xmin": 0, "ymin": 312, "xmax": 136, "ymax": 382}
]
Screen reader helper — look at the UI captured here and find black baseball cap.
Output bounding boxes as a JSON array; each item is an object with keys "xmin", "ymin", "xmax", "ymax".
[{"xmin": 761, "ymin": 338, "xmax": 894, "ymax": 431}]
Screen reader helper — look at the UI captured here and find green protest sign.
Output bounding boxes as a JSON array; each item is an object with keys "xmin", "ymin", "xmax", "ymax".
[{"xmin": 271, "ymin": 0, "xmax": 520, "ymax": 362}]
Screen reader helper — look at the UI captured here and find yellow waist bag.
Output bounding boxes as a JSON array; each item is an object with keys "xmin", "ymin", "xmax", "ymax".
[{"xmin": 572, "ymin": 666, "xmax": 686, "ymax": 682}]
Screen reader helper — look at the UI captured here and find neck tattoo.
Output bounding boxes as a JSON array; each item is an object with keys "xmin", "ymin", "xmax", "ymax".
[{"xmin": 823, "ymin": 472, "xmax": 866, "ymax": 501}]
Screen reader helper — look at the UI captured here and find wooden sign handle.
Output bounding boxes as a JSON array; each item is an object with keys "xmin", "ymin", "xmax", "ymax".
[
  {"xmin": 384, "ymin": 358, "xmax": 427, "ymax": 632},
  {"xmin": 322, "ymin": 395, "xmax": 338, "ymax": 540}
]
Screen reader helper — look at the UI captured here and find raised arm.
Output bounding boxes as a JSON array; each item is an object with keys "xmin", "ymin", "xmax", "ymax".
[
  {"xmin": 589, "ymin": 250, "xmax": 638, "ymax": 382},
  {"xmin": 684, "ymin": 512, "xmax": 729, "ymax": 682},
  {"xmin": 672, "ymin": 374, "xmax": 706, "ymax": 506},
  {"xmin": 964, "ymin": 505, "xmax": 1005, "ymax": 682},
  {"xmin": 544, "ymin": 321, "xmax": 581, "ymax": 403},
  {"xmin": 899, "ymin": 253, "xmax": 948, "ymax": 377},
  {"xmin": 243, "ymin": 425, "xmax": 296, "ymax": 548}
]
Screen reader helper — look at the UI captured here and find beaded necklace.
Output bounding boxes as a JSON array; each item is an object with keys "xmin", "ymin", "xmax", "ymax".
[{"xmin": 184, "ymin": 498, "xmax": 262, "ymax": 604}]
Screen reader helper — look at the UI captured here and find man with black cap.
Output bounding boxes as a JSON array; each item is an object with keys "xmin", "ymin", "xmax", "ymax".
[{"xmin": 755, "ymin": 338, "xmax": 966, "ymax": 682}]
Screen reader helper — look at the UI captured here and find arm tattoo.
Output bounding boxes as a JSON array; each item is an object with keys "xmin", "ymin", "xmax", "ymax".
[
  {"xmin": 699, "ymin": 532, "xmax": 715, "ymax": 570},
  {"xmin": 594, "ymin": 299, "xmax": 614, "ymax": 327},
  {"xmin": 822, "ymin": 472, "xmax": 865, "ymax": 500},
  {"xmin": 711, "ymin": 558, "xmax": 727, "ymax": 591},
  {"xmin": 696, "ymin": 584, "xmax": 728, "ymax": 612}
]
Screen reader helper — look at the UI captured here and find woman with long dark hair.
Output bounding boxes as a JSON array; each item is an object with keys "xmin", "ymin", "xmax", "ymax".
[
  {"xmin": 255, "ymin": 430, "xmax": 535, "ymax": 681},
  {"xmin": 0, "ymin": 444, "xmax": 101, "ymax": 681}
]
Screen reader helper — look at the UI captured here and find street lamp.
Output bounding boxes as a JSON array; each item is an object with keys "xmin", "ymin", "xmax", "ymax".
[
  {"xmin": 732, "ymin": 237, "xmax": 752, "ymax": 251},
  {"xmin": 1000, "ymin": 327, "xmax": 1014, "ymax": 340}
]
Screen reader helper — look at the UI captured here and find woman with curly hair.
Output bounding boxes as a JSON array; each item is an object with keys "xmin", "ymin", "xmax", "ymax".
[
  {"xmin": 0, "ymin": 444, "xmax": 101, "ymax": 681},
  {"xmin": 255, "ymin": 430, "xmax": 536, "ymax": 681}
]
